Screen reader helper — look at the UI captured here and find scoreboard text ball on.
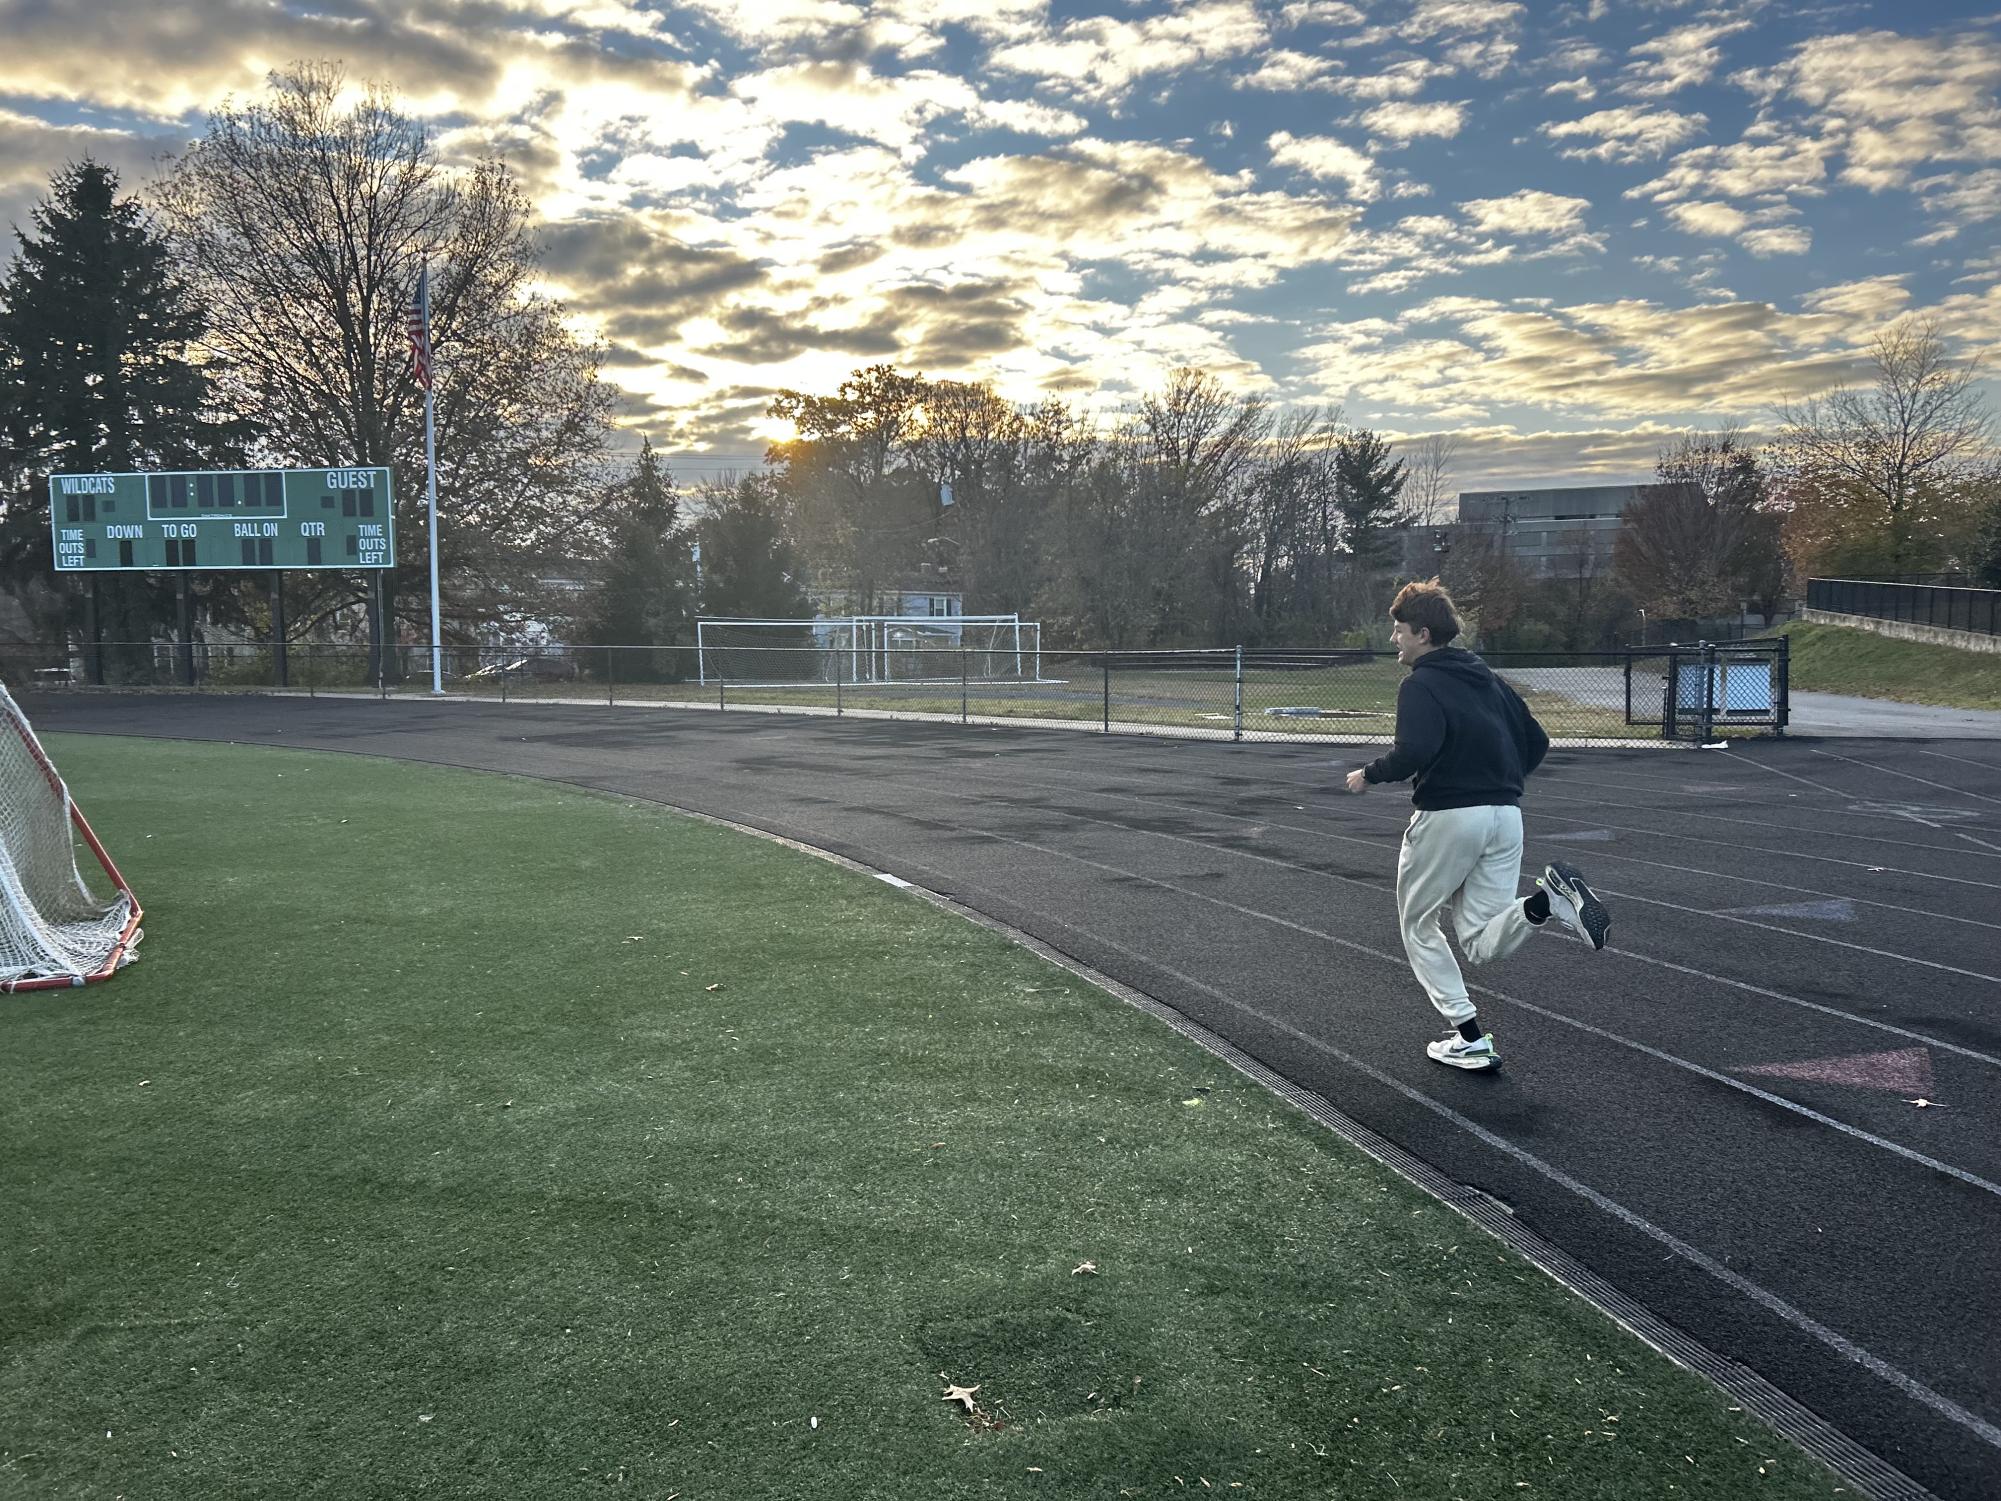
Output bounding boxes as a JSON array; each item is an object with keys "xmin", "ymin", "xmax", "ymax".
[{"xmin": 49, "ymin": 468, "xmax": 396, "ymax": 572}]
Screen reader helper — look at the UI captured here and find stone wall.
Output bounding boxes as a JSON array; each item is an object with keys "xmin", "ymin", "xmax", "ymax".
[{"xmin": 1803, "ymin": 608, "xmax": 2001, "ymax": 656}]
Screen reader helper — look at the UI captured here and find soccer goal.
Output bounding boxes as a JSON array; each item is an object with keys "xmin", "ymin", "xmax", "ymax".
[
  {"xmin": 696, "ymin": 616, "xmax": 1043, "ymax": 685},
  {"xmin": 0, "ymin": 682, "xmax": 144, "ymax": 991}
]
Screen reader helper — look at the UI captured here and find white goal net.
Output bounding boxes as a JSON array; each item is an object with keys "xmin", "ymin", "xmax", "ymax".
[
  {"xmin": 697, "ymin": 616, "xmax": 1043, "ymax": 684},
  {"xmin": 0, "ymin": 682, "xmax": 143, "ymax": 991}
]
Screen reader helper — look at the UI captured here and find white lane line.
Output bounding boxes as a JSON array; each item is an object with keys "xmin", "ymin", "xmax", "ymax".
[
  {"xmin": 1174, "ymin": 783, "xmax": 2001, "ymax": 976},
  {"xmin": 1597, "ymin": 885, "xmax": 2001, "ymax": 985},
  {"xmin": 1006, "ymin": 764, "xmax": 2001, "ymax": 900},
  {"xmin": 1283, "ymin": 781, "xmax": 2001, "ymax": 929},
  {"xmin": 881, "ymin": 768, "xmax": 2001, "ymax": 1060},
  {"xmin": 802, "ymin": 809, "xmax": 2001, "ymax": 1461},
  {"xmin": 1516, "ymin": 786, "xmax": 2001, "ymax": 859},
  {"xmin": 1255, "ymin": 762, "xmax": 2001, "ymax": 861},
  {"xmin": 1605, "ymin": 949, "xmax": 2001, "ymax": 1068},
  {"xmin": 868, "ymin": 795, "xmax": 2001, "ymax": 1197},
  {"xmin": 1913, "ymin": 746, "xmax": 2001, "ymax": 774},
  {"xmin": 1097, "ymin": 942, "xmax": 2001, "ymax": 1457},
  {"xmin": 1811, "ymin": 746, "xmax": 2001, "ymax": 809},
  {"xmin": 1718, "ymin": 751, "xmax": 1855, "ymax": 798}
]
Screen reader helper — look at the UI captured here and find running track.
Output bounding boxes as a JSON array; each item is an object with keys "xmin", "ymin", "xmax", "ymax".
[{"xmin": 28, "ymin": 694, "xmax": 2001, "ymax": 1500}]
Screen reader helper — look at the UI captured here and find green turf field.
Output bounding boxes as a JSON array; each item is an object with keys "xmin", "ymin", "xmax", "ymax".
[{"xmin": 0, "ymin": 738, "xmax": 1840, "ymax": 1497}]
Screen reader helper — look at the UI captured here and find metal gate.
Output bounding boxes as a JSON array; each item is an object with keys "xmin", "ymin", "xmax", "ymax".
[{"xmin": 1624, "ymin": 638, "xmax": 1789, "ymax": 740}]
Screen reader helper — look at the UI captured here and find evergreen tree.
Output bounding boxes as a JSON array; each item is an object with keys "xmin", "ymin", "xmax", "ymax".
[
  {"xmin": 0, "ymin": 161, "xmax": 239, "ymax": 667},
  {"xmin": 1974, "ymin": 485, "xmax": 2001, "ymax": 590},
  {"xmin": 692, "ymin": 473, "xmax": 815, "ymax": 678},
  {"xmin": 576, "ymin": 439, "xmax": 695, "ymax": 680},
  {"xmin": 1334, "ymin": 428, "xmax": 1409, "ymax": 571},
  {"xmin": 695, "ymin": 474, "xmax": 812, "ymax": 621}
]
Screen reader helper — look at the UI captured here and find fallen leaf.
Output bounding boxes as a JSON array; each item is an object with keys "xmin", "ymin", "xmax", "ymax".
[
  {"xmin": 138, "ymin": 1080, "xmax": 150, "ymax": 1087},
  {"xmin": 942, "ymin": 1383, "xmax": 981, "ymax": 1412},
  {"xmin": 1072, "ymin": 1261, "xmax": 1098, "ymax": 1276}
]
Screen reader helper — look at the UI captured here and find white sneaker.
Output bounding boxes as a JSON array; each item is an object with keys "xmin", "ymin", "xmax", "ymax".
[
  {"xmin": 1427, "ymin": 1031, "xmax": 1500, "ymax": 1071},
  {"xmin": 1541, "ymin": 861, "xmax": 1611, "ymax": 950}
]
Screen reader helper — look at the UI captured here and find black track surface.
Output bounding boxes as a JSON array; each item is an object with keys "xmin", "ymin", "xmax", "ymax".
[{"xmin": 27, "ymin": 694, "xmax": 2001, "ymax": 1500}]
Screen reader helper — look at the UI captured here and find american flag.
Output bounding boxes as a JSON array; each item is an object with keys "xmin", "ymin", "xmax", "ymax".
[{"xmin": 407, "ymin": 264, "xmax": 432, "ymax": 391}]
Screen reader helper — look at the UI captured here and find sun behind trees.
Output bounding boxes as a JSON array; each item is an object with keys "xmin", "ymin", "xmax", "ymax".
[{"xmin": 761, "ymin": 363, "xmax": 1421, "ymax": 648}]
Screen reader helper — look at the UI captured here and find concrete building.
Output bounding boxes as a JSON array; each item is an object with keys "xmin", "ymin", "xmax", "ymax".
[{"xmin": 1455, "ymin": 484, "xmax": 1641, "ymax": 575}]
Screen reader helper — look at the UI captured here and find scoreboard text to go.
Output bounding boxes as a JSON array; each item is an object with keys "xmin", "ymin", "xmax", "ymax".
[{"xmin": 49, "ymin": 468, "xmax": 396, "ymax": 572}]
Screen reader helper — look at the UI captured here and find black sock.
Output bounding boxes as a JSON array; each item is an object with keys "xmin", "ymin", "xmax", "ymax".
[
  {"xmin": 1524, "ymin": 890, "xmax": 1550, "ymax": 924},
  {"xmin": 1456, "ymin": 1018, "xmax": 1484, "ymax": 1043}
]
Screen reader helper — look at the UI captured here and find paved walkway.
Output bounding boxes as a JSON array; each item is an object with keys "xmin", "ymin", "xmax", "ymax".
[
  {"xmin": 1786, "ymin": 690, "xmax": 2001, "ymax": 738},
  {"xmin": 1503, "ymin": 665, "xmax": 2001, "ymax": 739}
]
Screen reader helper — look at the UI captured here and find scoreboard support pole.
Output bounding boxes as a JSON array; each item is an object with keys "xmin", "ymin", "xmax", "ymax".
[
  {"xmin": 368, "ymin": 573, "xmax": 384, "ymax": 691},
  {"xmin": 270, "ymin": 572, "xmax": 288, "ymax": 689},
  {"xmin": 84, "ymin": 576, "xmax": 104, "ymax": 686},
  {"xmin": 175, "ymin": 575, "xmax": 195, "ymax": 687}
]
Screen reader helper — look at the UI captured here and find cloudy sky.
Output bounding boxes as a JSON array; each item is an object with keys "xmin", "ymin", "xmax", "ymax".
[{"xmin": 3, "ymin": 0, "xmax": 1998, "ymax": 489}]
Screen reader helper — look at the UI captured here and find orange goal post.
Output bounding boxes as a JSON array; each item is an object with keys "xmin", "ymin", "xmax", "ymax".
[{"xmin": 0, "ymin": 682, "xmax": 143, "ymax": 991}]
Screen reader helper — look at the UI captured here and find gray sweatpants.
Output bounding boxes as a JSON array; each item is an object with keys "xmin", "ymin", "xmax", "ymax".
[{"xmin": 1395, "ymin": 804, "xmax": 1537, "ymax": 1024}]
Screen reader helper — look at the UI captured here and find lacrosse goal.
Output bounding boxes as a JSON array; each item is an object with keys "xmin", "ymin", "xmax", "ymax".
[{"xmin": 0, "ymin": 682, "xmax": 143, "ymax": 991}]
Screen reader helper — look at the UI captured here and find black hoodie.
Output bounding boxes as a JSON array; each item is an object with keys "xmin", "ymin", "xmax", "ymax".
[{"xmin": 1362, "ymin": 646, "xmax": 1549, "ymax": 809}]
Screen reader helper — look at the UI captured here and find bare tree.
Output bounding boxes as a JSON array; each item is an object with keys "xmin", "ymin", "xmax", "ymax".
[
  {"xmin": 1772, "ymin": 317, "xmax": 1994, "ymax": 571},
  {"xmin": 1614, "ymin": 428, "xmax": 1774, "ymax": 624},
  {"xmin": 157, "ymin": 63, "xmax": 613, "ymax": 660},
  {"xmin": 1130, "ymin": 369, "xmax": 1270, "ymax": 644},
  {"xmin": 1244, "ymin": 405, "xmax": 1339, "ymax": 638},
  {"xmin": 1404, "ymin": 432, "xmax": 1462, "ymax": 526},
  {"xmin": 1034, "ymin": 368, "xmax": 1268, "ymax": 646},
  {"xmin": 1442, "ymin": 524, "xmax": 1530, "ymax": 645}
]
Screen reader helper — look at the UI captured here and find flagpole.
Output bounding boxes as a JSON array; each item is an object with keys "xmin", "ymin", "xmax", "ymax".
[{"xmin": 422, "ymin": 260, "xmax": 443, "ymax": 695}]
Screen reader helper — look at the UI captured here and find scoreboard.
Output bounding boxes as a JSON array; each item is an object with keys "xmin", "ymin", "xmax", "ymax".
[{"xmin": 49, "ymin": 468, "xmax": 396, "ymax": 572}]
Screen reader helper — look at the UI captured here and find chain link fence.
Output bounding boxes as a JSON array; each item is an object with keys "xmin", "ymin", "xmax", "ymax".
[{"xmin": 2, "ymin": 637, "xmax": 1791, "ymax": 743}]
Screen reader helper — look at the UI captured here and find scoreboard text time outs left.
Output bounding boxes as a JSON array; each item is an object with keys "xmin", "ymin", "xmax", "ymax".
[{"xmin": 49, "ymin": 468, "xmax": 396, "ymax": 572}]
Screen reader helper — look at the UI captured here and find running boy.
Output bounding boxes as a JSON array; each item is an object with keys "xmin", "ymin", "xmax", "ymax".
[{"xmin": 1343, "ymin": 579, "xmax": 1610, "ymax": 1071}]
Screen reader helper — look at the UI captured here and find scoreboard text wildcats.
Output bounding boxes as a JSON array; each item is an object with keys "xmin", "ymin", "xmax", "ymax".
[{"xmin": 48, "ymin": 468, "xmax": 394, "ymax": 571}]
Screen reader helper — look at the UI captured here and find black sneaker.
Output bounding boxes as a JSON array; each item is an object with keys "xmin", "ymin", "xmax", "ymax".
[{"xmin": 1541, "ymin": 861, "xmax": 1610, "ymax": 950}]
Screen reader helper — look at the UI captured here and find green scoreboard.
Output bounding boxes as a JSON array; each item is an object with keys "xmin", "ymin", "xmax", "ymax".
[{"xmin": 49, "ymin": 468, "xmax": 396, "ymax": 572}]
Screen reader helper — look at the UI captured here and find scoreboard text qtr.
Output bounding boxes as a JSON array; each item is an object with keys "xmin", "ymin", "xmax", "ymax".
[{"xmin": 49, "ymin": 468, "xmax": 396, "ymax": 572}]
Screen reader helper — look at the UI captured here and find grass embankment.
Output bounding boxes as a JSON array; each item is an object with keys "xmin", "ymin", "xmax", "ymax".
[
  {"xmin": 1, "ymin": 738, "xmax": 1838, "ymax": 1497},
  {"xmin": 1781, "ymin": 618, "xmax": 2001, "ymax": 710}
]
